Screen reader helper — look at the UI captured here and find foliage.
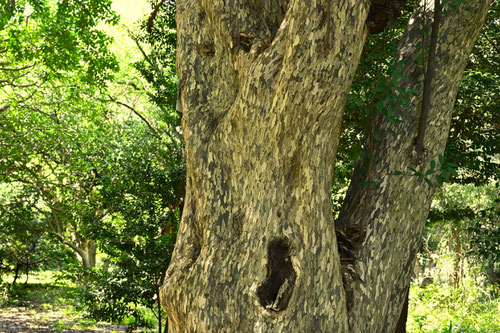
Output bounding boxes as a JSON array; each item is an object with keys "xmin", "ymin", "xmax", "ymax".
[
  {"xmin": 411, "ymin": 185, "xmax": 499, "ymax": 332},
  {"xmin": 1, "ymin": 1, "xmax": 181, "ymax": 330},
  {"xmin": 0, "ymin": 0, "xmax": 118, "ymax": 85},
  {"xmin": 76, "ymin": 120, "xmax": 182, "ymax": 331},
  {"xmin": 0, "ymin": 0, "xmax": 122, "ymax": 268},
  {"xmin": 445, "ymin": 0, "xmax": 499, "ymax": 185},
  {"xmin": 0, "ymin": 184, "xmax": 73, "ymax": 284},
  {"xmin": 134, "ymin": 0, "xmax": 178, "ymax": 114},
  {"xmin": 68, "ymin": 2, "xmax": 182, "ymax": 331},
  {"xmin": 425, "ymin": 183, "xmax": 500, "ymax": 286},
  {"xmin": 338, "ymin": 0, "xmax": 499, "ymax": 189},
  {"xmin": 408, "ymin": 280, "xmax": 499, "ymax": 332}
]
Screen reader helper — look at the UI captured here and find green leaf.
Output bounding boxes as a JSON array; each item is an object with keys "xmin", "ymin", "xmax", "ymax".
[
  {"xmin": 438, "ymin": 154, "xmax": 445, "ymax": 165},
  {"xmin": 442, "ymin": 170, "xmax": 450, "ymax": 182},
  {"xmin": 376, "ymin": 100, "xmax": 385, "ymax": 112}
]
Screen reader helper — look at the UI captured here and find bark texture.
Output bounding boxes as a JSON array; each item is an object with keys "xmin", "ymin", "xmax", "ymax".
[
  {"xmin": 162, "ymin": 0, "xmax": 369, "ymax": 331},
  {"xmin": 337, "ymin": 1, "xmax": 491, "ymax": 332},
  {"xmin": 161, "ymin": 0, "xmax": 490, "ymax": 332}
]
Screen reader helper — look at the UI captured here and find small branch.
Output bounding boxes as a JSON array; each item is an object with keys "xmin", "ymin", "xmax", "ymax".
[
  {"xmin": 108, "ymin": 94, "xmax": 175, "ymax": 141},
  {"xmin": 146, "ymin": 0, "xmax": 167, "ymax": 33},
  {"xmin": 45, "ymin": 229, "xmax": 86, "ymax": 260},
  {"xmin": 0, "ymin": 63, "xmax": 35, "ymax": 72},
  {"xmin": 0, "ymin": 104, "xmax": 10, "ymax": 113},
  {"xmin": 128, "ymin": 31, "xmax": 154, "ymax": 67},
  {"xmin": 0, "ymin": 80, "xmax": 38, "ymax": 88},
  {"xmin": 18, "ymin": 105, "xmax": 54, "ymax": 118},
  {"xmin": 481, "ymin": 32, "xmax": 500, "ymax": 54},
  {"xmin": 128, "ymin": 31, "xmax": 167, "ymax": 86}
]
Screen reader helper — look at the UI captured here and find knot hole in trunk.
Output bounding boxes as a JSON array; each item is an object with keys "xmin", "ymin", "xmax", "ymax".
[{"xmin": 257, "ymin": 237, "xmax": 296, "ymax": 312}]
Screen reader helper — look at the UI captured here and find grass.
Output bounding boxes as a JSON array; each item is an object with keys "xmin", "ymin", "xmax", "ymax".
[
  {"xmin": 1, "ymin": 270, "xmax": 161, "ymax": 332},
  {"xmin": 2, "ymin": 271, "xmax": 79, "ymax": 309}
]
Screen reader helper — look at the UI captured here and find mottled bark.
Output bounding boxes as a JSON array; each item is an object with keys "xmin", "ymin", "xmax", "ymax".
[
  {"xmin": 162, "ymin": 0, "xmax": 490, "ymax": 332},
  {"xmin": 162, "ymin": 0, "xmax": 368, "ymax": 331},
  {"xmin": 337, "ymin": 0, "xmax": 491, "ymax": 332}
]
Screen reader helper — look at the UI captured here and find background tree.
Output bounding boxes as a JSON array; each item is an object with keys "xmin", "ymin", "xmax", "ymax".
[
  {"xmin": 77, "ymin": 115, "xmax": 182, "ymax": 332},
  {"xmin": 0, "ymin": 0, "xmax": 119, "ymax": 268},
  {"xmin": 1, "ymin": 1, "xmax": 183, "ymax": 330}
]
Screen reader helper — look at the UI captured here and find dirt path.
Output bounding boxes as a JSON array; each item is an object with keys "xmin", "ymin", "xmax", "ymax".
[{"xmin": 0, "ymin": 305, "xmax": 127, "ymax": 333}]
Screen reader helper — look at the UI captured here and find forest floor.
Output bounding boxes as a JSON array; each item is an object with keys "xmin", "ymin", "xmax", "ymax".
[
  {"xmin": 0, "ymin": 304, "xmax": 126, "ymax": 333},
  {"xmin": 0, "ymin": 272, "xmax": 129, "ymax": 333}
]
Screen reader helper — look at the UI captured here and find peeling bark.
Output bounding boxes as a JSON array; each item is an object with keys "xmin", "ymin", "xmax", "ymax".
[{"xmin": 161, "ymin": 0, "xmax": 490, "ymax": 331}]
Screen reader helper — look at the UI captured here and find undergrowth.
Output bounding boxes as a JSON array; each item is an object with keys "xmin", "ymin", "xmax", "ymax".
[{"xmin": 408, "ymin": 279, "xmax": 499, "ymax": 332}]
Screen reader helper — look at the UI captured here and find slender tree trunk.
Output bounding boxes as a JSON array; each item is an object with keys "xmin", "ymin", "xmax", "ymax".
[
  {"xmin": 162, "ymin": 0, "xmax": 490, "ymax": 332},
  {"xmin": 24, "ymin": 264, "xmax": 29, "ymax": 284},
  {"xmin": 58, "ymin": 236, "xmax": 97, "ymax": 268},
  {"xmin": 12, "ymin": 263, "xmax": 20, "ymax": 286},
  {"xmin": 48, "ymin": 220, "xmax": 97, "ymax": 268},
  {"xmin": 451, "ymin": 224, "xmax": 462, "ymax": 288},
  {"xmin": 157, "ymin": 288, "xmax": 163, "ymax": 333},
  {"xmin": 336, "ymin": 0, "xmax": 491, "ymax": 331},
  {"xmin": 81, "ymin": 239, "xmax": 97, "ymax": 268}
]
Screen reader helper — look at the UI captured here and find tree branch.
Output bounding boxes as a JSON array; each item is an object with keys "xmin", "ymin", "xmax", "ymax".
[
  {"xmin": 45, "ymin": 229, "xmax": 86, "ymax": 260},
  {"xmin": 146, "ymin": 0, "xmax": 167, "ymax": 33},
  {"xmin": 108, "ymin": 94, "xmax": 174, "ymax": 141},
  {"xmin": 0, "ymin": 63, "xmax": 35, "ymax": 72},
  {"xmin": 482, "ymin": 31, "xmax": 500, "ymax": 54}
]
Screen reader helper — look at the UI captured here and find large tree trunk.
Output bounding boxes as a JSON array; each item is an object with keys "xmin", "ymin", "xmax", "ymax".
[
  {"xmin": 162, "ymin": 0, "xmax": 369, "ymax": 331},
  {"xmin": 337, "ymin": 0, "xmax": 491, "ymax": 332},
  {"xmin": 161, "ymin": 0, "xmax": 490, "ymax": 332}
]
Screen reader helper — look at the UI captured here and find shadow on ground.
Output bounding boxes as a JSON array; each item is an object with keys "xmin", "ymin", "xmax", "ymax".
[{"xmin": 0, "ymin": 306, "xmax": 126, "ymax": 333}]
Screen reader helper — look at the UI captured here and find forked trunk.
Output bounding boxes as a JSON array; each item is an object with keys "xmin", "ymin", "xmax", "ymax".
[{"xmin": 161, "ymin": 0, "xmax": 491, "ymax": 332}]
